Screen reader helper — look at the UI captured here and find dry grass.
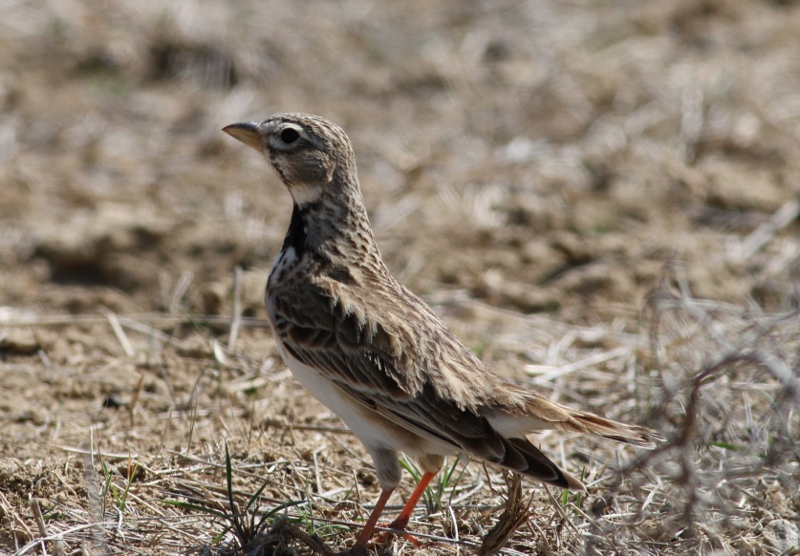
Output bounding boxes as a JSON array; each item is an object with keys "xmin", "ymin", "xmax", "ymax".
[
  {"xmin": 2, "ymin": 0, "xmax": 800, "ymax": 554},
  {"xmin": 1, "ymin": 281, "xmax": 797, "ymax": 555}
]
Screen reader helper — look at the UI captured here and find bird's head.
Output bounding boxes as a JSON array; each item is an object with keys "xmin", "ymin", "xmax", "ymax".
[{"xmin": 223, "ymin": 113, "xmax": 357, "ymax": 206}]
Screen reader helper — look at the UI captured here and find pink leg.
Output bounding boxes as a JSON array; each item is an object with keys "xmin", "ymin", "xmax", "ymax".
[
  {"xmin": 337, "ymin": 472, "xmax": 438, "ymax": 554},
  {"xmin": 344, "ymin": 487, "xmax": 394, "ymax": 554},
  {"xmin": 369, "ymin": 471, "xmax": 438, "ymax": 548},
  {"xmin": 387, "ymin": 471, "xmax": 437, "ymax": 531}
]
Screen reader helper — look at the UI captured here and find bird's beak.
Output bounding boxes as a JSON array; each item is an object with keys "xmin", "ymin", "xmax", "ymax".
[{"xmin": 222, "ymin": 122, "xmax": 262, "ymax": 151}]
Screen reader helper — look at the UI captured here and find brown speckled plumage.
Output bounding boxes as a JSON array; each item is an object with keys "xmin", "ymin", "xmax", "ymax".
[{"xmin": 223, "ymin": 113, "xmax": 662, "ymax": 551}]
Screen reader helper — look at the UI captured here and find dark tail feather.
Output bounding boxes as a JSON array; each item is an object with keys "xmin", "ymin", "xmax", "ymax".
[{"xmin": 499, "ymin": 437, "xmax": 586, "ymax": 492}]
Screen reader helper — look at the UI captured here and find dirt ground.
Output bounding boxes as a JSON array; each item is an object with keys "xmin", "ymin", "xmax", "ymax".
[{"xmin": 1, "ymin": 0, "xmax": 799, "ymax": 554}]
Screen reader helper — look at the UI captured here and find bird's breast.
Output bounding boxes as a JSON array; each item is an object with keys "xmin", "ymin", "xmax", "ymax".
[{"xmin": 267, "ymin": 246, "xmax": 301, "ymax": 291}]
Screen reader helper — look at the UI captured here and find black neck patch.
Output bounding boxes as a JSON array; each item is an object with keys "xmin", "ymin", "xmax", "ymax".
[
  {"xmin": 282, "ymin": 201, "xmax": 327, "ymax": 257},
  {"xmin": 282, "ymin": 203, "xmax": 309, "ymax": 256}
]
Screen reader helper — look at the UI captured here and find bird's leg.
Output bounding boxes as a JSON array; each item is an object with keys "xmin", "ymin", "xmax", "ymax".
[
  {"xmin": 369, "ymin": 470, "xmax": 438, "ymax": 549},
  {"xmin": 344, "ymin": 487, "xmax": 394, "ymax": 555},
  {"xmin": 387, "ymin": 471, "xmax": 436, "ymax": 531}
]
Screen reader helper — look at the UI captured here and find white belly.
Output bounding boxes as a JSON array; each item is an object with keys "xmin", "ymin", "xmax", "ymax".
[{"xmin": 272, "ymin": 332, "xmax": 455, "ymax": 460}]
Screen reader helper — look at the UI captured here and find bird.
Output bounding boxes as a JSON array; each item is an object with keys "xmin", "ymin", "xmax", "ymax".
[{"xmin": 223, "ymin": 113, "xmax": 661, "ymax": 554}]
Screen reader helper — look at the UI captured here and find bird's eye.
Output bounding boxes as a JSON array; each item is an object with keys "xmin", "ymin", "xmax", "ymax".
[{"xmin": 280, "ymin": 128, "xmax": 300, "ymax": 144}]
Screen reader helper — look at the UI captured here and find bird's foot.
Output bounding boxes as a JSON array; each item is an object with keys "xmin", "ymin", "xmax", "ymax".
[
  {"xmin": 371, "ymin": 519, "xmax": 421, "ymax": 548},
  {"xmin": 327, "ymin": 548, "xmax": 366, "ymax": 556},
  {"xmin": 306, "ymin": 524, "xmax": 422, "ymax": 555},
  {"xmin": 311, "ymin": 543, "xmax": 364, "ymax": 556}
]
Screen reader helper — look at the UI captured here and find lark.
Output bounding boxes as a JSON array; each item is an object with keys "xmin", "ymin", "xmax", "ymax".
[{"xmin": 223, "ymin": 114, "xmax": 661, "ymax": 554}]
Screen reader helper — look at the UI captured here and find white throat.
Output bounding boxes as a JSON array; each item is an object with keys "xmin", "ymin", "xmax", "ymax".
[{"xmin": 289, "ymin": 184, "xmax": 324, "ymax": 206}]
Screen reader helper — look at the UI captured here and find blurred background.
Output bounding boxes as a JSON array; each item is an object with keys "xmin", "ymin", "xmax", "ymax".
[{"xmin": 2, "ymin": 0, "xmax": 799, "ymax": 323}]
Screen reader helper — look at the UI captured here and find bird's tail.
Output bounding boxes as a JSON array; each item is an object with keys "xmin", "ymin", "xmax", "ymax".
[
  {"xmin": 499, "ymin": 391, "xmax": 664, "ymax": 448},
  {"xmin": 566, "ymin": 410, "xmax": 663, "ymax": 448}
]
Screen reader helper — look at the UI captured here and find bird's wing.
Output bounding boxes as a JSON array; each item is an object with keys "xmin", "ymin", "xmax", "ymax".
[
  {"xmin": 269, "ymin": 281, "xmax": 577, "ymax": 488},
  {"xmin": 269, "ymin": 281, "xmax": 422, "ymax": 399}
]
